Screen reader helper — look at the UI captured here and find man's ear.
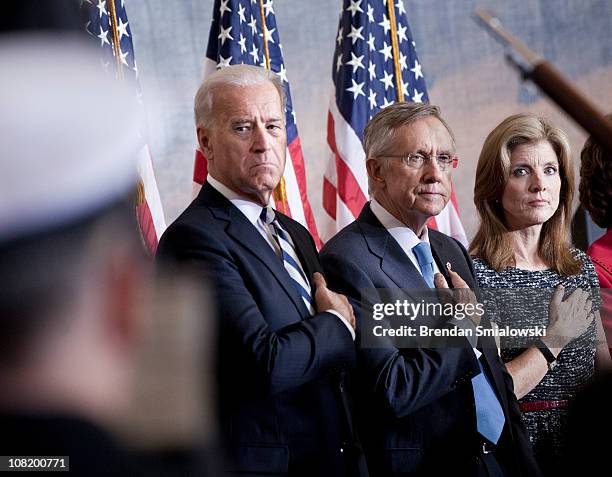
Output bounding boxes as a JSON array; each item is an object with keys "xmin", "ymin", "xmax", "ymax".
[
  {"xmin": 366, "ymin": 158, "xmax": 385, "ymax": 187},
  {"xmin": 197, "ymin": 126, "xmax": 213, "ymax": 160}
]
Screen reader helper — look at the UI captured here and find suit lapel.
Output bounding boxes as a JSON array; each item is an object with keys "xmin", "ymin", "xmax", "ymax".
[
  {"xmin": 198, "ymin": 183, "xmax": 310, "ymax": 317},
  {"xmin": 428, "ymin": 232, "xmax": 456, "ymax": 287},
  {"xmin": 357, "ymin": 204, "xmax": 428, "ymax": 292}
]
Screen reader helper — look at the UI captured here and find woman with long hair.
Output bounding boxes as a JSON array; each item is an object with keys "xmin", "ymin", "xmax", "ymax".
[{"xmin": 470, "ymin": 113, "xmax": 611, "ymax": 474}]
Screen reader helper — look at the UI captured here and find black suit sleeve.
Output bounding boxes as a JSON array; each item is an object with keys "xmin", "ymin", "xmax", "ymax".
[
  {"xmin": 157, "ymin": 223, "xmax": 355, "ymax": 397},
  {"xmin": 321, "ymin": 251, "xmax": 480, "ymax": 419}
]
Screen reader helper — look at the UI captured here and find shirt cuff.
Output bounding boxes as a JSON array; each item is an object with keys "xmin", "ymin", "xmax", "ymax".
[{"xmin": 326, "ymin": 309, "xmax": 356, "ymax": 341}]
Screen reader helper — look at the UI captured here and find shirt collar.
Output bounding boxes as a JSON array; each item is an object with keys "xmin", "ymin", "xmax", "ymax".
[
  {"xmin": 370, "ymin": 198, "xmax": 431, "ymax": 249},
  {"xmin": 207, "ymin": 175, "xmax": 264, "ymax": 226}
]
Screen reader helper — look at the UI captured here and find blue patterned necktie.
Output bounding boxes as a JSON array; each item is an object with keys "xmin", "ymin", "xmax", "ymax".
[
  {"xmin": 260, "ymin": 208, "xmax": 315, "ymax": 315},
  {"xmin": 412, "ymin": 240, "xmax": 505, "ymax": 443},
  {"xmin": 412, "ymin": 241, "xmax": 435, "ymax": 288}
]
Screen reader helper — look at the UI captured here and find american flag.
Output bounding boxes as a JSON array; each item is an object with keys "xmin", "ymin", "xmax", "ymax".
[
  {"xmin": 81, "ymin": 0, "xmax": 166, "ymax": 254},
  {"xmin": 322, "ymin": 0, "xmax": 467, "ymax": 245},
  {"xmin": 194, "ymin": 0, "xmax": 321, "ymax": 246}
]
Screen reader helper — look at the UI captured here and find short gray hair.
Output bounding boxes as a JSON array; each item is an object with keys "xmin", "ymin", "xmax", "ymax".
[
  {"xmin": 363, "ymin": 102, "xmax": 456, "ymax": 193},
  {"xmin": 194, "ymin": 64, "xmax": 286, "ymax": 129}
]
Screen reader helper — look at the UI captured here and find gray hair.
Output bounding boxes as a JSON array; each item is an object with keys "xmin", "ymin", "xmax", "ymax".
[
  {"xmin": 363, "ymin": 102, "xmax": 456, "ymax": 193},
  {"xmin": 194, "ymin": 64, "xmax": 286, "ymax": 129}
]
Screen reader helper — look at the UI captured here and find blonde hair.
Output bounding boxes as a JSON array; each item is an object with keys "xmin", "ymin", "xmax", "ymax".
[{"xmin": 470, "ymin": 113, "xmax": 581, "ymax": 275}]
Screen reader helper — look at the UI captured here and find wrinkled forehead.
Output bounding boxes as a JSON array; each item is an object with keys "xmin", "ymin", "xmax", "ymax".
[{"xmin": 211, "ymin": 82, "xmax": 283, "ymax": 120}]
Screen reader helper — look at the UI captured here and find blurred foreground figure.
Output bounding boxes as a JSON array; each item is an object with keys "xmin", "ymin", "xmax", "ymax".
[{"xmin": 0, "ymin": 38, "xmax": 212, "ymax": 476}]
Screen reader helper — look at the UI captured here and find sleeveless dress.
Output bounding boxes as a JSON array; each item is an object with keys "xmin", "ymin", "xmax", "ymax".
[{"xmin": 473, "ymin": 250, "xmax": 600, "ymax": 475}]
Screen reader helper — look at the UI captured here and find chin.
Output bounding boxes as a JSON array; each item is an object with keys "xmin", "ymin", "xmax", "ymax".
[
  {"xmin": 417, "ymin": 201, "xmax": 447, "ymax": 217},
  {"xmin": 253, "ymin": 173, "xmax": 281, "ymax": 188},
  {"xmin": 511, "ymin": 217, "xmax": 550, "ymax": 229}
]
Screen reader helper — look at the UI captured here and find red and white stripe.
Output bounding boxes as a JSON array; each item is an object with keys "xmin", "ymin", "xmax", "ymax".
[{"xmin": 137, "ymin": 144, "xmax": 166, "ymax": 255}]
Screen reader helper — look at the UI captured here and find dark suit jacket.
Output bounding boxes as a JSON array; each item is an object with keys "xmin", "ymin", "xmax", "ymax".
[
  {"xmin": 320, "ymin": 204, "xmax": 541, "ymax": 476},
  {"xmin": 157, "ymin": 183, "xmax": 359, "ymax": 476}
]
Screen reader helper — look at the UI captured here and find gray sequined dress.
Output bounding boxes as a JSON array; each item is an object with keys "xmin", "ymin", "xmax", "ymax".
[{"xmin": 473, "ymin": 250, "xmax": 600, "ymax": 474}]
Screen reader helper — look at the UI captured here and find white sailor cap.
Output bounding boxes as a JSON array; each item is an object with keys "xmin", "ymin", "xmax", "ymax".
[{"xmin": 0, "ymin": 35, "xmax": 142, "ymax": 243}]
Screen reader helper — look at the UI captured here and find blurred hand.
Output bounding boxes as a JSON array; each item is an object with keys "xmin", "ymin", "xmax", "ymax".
[
  {"xmin": 545, "ymin": 285, "xmax": 594, "ymax": 349},
  {"xmin": 313, "ymin": 272, "xmax": 356, "ymax": 330}
]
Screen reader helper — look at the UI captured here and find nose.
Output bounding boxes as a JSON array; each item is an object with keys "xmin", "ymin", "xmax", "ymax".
[
  {"xmin": 421, "ymin": 156, "xmax": 444, "ymax": 183},
  {"xmin": 251, "ymin": 125, "xmax": 271, "ymax": 153},
  {"xmin": 529, "ymin": 171, "xmax": 546, "ymax": 193}
]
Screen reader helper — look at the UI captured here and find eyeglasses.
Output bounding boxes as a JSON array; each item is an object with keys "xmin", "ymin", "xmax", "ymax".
[{"xmin": 378, "ymin": 153, "xmax": 459, "ymax": 171}]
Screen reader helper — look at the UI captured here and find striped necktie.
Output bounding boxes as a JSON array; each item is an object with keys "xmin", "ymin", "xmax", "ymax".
[{"xmin": 260, "ymin": 208, "xmax": 315, "ymax": 315}]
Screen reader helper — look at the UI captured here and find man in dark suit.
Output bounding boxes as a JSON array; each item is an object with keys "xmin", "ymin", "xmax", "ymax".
[
  {"xmin": 320, "ymin": 103, "xmax": 541, "ymax": 476},
  {"xmin": 157, "ymin": 64, "xmax": 362, "ymax": 476}
]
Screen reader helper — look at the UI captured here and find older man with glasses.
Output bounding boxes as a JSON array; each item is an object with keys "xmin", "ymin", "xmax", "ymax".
[{"xmin": 320, "ymin": 102, "xmax": 541, "ymax": 476}]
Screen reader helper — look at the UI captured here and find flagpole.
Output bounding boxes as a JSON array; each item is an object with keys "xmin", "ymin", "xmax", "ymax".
[
  {"xmin": 258, "ymin": 0, "xmax": 271, "ymax": 69},
  {"xmin": 107, "ymin": 0, "xmax": 124, "ymax": 80},
  {"xmin": 258, "ymin": 0, "xmax": 288, "ymax": 213},
  {"xmin": 107, "ymin": 0, "xmax": 151, "ymax": 246},
  {"xmin": 386, "ymin": 0, "xmax": 404, "ymax": 101}
]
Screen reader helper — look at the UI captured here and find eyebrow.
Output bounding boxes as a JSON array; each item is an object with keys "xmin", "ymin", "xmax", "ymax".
[
  {"xmin": 511, "ymin": 161, "xmax": 558, "ymax": 169},
  {"xmin": 230, "ymin": 116, "xmax": 283, "ymax": 124},
  {"xmin": 230, "ymin": 118, "xmax": 253, "ymax": 124},
  {"xmin": 415, "ymin": 148, "xmax": 454, "ymax": 155}
]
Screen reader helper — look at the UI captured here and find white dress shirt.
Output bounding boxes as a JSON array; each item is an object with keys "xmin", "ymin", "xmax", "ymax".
[
  {"xmin": 207, "ymin": 176, "xmax": 355, "ymax": 340},
  {"xmin": 370, "ymin": 199, "xmax": 441, "ymax": 277}
]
